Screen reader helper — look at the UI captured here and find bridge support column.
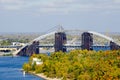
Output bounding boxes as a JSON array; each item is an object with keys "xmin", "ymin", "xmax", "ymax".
[
  {"xmin": 110, "ymin": 41, "xmax": 119, "ymax": 50},
  {"xmin": 81, "ymin": 32, "xmax": 93, "ymax": 50},
  {"xmin": 54, "ymin": 32, "xmax": 67, "ymax": 52},
  {"xmin": 18, "ymin": 41, "xmax": 39, "ymax": 56}
]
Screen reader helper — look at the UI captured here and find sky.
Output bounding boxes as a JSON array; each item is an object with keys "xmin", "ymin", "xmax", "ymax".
[{"xmin": 0, "ymin": 0, "xmax": 120, "ymax": 32}]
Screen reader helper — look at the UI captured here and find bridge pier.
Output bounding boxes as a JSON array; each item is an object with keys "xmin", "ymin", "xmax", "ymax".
[
  {"xmin": 81, "ymin": 32, "xmax": 93, "ymax": 50},
  {"xmin": 54, "ymin": 32, "xmax": 67, "ymax": 52},
  {"xmin": 18, "ymin": 41, "xmax": 39, "ymax": 56}
]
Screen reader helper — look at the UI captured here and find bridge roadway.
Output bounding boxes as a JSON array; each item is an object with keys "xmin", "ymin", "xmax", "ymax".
[
  {"xmin": 38, "ymin": 45, "xmax": 120, "ymax": 50},
  {"xmin": 0, "ymin": 45, "xmax": 82, "ymax": 49},
  {"xmin": 1, "ymin": 45, "xmax": 119, "ymax": 51},
  {"xmin": 39, "ymin": 45, "xmax": 82, "ymax": 48},
  {"xmin": 0, "ymin": 45, "xmax": 22, "ymax": 48},
  {"xmin": 0, "ymin": 45, "xmax": 82, "ymax": 53},
  {"xmin": 0, "ymin": 46, "xmax": 22, "ymax": 51}
]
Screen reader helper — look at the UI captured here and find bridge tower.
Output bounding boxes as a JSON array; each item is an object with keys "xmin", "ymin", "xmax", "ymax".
[
  {"xmin": 17, "ymin": 41, "xmax": 39, "ymax": 56},
  {"xmin": 81, "ymin": 32, "xmax": 93, "ymax": 50},
  {"xmin": 54, "ymin": 32, "xmax": 67, "ymax": 52}
]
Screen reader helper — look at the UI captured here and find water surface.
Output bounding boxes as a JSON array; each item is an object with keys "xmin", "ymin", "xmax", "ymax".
[{"xmin": 0, "ymin": 56, "xmax": 44, "ymax": 80}]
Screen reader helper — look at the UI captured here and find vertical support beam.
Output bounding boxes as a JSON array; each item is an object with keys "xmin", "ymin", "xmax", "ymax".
[
  {"xmin": 33, "ymin": 41, "xmax": 39, "ymax": 54},
  {"xmin": 54, "ymin": 32, "xmax": 67, "ymax": 52},
  {"xmin": 81, "ymin": 32, "xmax": 93, "ymax": 50},
  {"xmin": 35, "ymin": 41, "xmax": 40, "ymax": 54}
]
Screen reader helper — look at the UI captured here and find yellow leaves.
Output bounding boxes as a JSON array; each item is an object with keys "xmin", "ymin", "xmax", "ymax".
[
  {"xmin": 31, "ymin": 53, "xmax": 37, "ymax": 57},
  {"xmin": 22, "ymin": 63, "xmax": 31, "ymax": 72},
  {"xmin": 104, "ymin": 50, "xmax": 110, "ymax": 56},
  {"xmin": 116, "ymin": 56, "xmax": 120, "ymax": 60},
  {"xmin": 23, "ymin": 50, "xmax": 120, "ymax": 79},
  {"xmin": 35, "ymin": 65, "xmax": 43, "ymax": 73},
  {"xmin": 77, "ymin": 72, "xmax": 91, "ymax": 80}
]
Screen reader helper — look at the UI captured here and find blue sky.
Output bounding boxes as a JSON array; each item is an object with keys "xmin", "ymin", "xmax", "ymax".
[{"xmin": 0, "ymin": 0, "xmax": 120, "ymax": 32}]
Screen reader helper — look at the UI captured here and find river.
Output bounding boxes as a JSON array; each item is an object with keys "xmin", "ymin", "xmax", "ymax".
[{"xmin": 0, "ymin": 56, "xmax": 44, "ymax": 80}]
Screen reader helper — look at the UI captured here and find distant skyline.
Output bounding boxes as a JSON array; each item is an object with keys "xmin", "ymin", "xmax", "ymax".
[{"xmin": 0, "ymin": 0, "xmax": 120, "ymax": 32}]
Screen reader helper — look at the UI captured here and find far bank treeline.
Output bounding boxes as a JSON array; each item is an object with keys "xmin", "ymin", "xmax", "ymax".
[{"xmin": 23, "ymin": 50, "xmax": 120, "ymax": 80}]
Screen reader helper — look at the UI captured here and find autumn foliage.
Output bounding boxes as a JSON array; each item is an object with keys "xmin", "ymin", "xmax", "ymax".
[{"xmin": 23, "ymin": 50, "xmax": 120, "ymax": 80}]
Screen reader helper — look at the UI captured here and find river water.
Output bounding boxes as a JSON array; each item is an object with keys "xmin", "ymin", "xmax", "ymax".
[{"xmin": 0, "ymin": 56, "xmax": 44, "ymax": 80}]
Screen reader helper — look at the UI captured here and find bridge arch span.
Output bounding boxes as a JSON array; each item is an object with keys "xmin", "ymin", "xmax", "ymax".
[
  {"xmin": 32, "ymin": 31, "xmax": 57, "ymax": 42},
  {"xmin": 88, "ymin": 31, "xmax": 114, "ymax": 42}
]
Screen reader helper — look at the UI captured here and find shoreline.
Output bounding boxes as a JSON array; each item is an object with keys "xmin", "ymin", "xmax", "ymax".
[
  {"xmin": 0, "ymin": 52, "xmax": 13, "ymax": 56},
  {"xmin": 23, "ymin": 71, "xmax": 61, "ymax": 80}
]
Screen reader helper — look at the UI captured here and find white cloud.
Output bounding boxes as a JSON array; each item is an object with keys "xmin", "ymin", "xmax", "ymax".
[{"xmin": 0, "ymin": 0, "xmax": 120, "ymax": 14}]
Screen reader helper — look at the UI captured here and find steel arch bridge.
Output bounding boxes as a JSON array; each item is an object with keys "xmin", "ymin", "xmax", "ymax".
[{"xmin": 12, "ymin": 29, "xmax": 120, "ymax": 56}]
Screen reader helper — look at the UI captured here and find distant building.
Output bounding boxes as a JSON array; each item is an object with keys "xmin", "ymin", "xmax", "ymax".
[
  {"xmin": 32, "ymin": 58, "xmax": 43, "ymax": 65},
  {"xmin": 12, "ymin": 42, "xmax": 25, "ymax": 46}
]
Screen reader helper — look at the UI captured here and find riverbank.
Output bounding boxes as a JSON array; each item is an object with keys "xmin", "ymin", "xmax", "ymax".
[
  {"xmin": 0, "ymin": 52, "xmax": 13, "ymax": 56},
  {"xmin": 27, "ymin": 71, "xmax": 61, "ymax": 80}
]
